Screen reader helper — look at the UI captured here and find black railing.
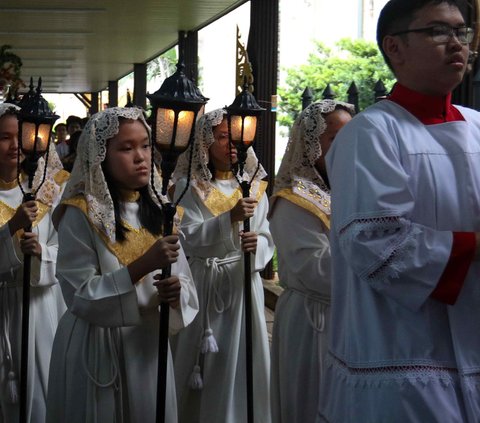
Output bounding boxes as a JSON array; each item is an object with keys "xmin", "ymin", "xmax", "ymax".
[{"xmin": 301, "ymin": 79, "xmax": 388, "ymax": 112}]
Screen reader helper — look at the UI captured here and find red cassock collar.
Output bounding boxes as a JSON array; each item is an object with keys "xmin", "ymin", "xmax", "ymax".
[{"xmin": 387, "ymin": 83, "xmax": 465, "ymax": 125}]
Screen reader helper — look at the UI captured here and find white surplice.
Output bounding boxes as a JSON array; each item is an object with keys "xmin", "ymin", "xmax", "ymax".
[
  {"xmin": 320, "ymin": 100, "xmax": 480, "ymax": 423},
  {"xmin": 171, "ymin": 177, "xmax": 274, "ymax": 423},
  {"xmin": 269, "ymin": 197, "xmax": 331, "ymax": 423},
  {"xmin": 0, "ymin": 180, "xmax": 66, "ymax": 423},
  {"xmin": 46, "ymin": 202, "xmax": 198, "ymax": 423}
]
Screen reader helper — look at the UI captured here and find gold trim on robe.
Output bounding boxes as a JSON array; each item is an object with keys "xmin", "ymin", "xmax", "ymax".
[
  {"xmin": 62, "ymin": 196, "xmax": 160, "ymax": 266},
  {"xmin": 203, "ymin": 180, "xmax": 268, "ymax": 216},
  {"xmin": 175, "ymin": 205, "xmax": 185, "ymax": 229},
  {"xmin": 119, "ymin": 189, "xmax": 140, "ymax": 203},
  {"xmin": 274, "ymin": 188, "xmax": 331, "ymax": 230},
  {"xmin": 214, "ymin": 170, "xmax": 234, "ymax": 180},
  {"xmin": 0, "ymin": 200, "xmax": 50, "ymax": 231},
  {"xmin": 54, "ymin": 169, "xmax": 70, "ymax": 185},
  {"xmin": 0, "ymin": 172, "xmax": 28, "ymax": 191}
]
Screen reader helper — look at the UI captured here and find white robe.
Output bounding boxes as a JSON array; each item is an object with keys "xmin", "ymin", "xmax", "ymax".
[
  {"xmin": 171, "ymin": 177, "xmax": 274, "ymax": 423},
  {"xmin": 269, "ymin": 197, "xmax": 331, "ymax": 423},
  {"xmin": 321, "ymin": 100, "xmax": 480, "ymax": 423},
  {"xmin": 46, "ymin": 202, "xmax": 198, "ymax": 423},
  {"xmin": 0, "ymin": 181, "xmax": 66, "ymax": 423}
]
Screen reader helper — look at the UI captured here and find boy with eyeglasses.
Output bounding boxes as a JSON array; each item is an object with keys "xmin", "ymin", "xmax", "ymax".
[{"xmin": 319, "ymin": 1, "xmax": 480, "ymax": 422}]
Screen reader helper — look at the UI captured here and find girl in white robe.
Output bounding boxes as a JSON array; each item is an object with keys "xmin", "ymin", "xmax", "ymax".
[
  {"xmin": 268, "ymin": 100, "xmax": 354, "ymax": 423},
  {"xmin": 46, "ymin": 107, "xmax": 198, "ymax": 423},
  {"xmin": 171, "ymin": 108, "xmax": 274, "ymax": 423},
  {"xmin": 0, "ymin": 103, "xmax": 67, "ymax": 423}
]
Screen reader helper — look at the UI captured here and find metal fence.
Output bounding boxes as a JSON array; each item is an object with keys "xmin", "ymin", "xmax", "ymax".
[{"xmin": 301, "ymin": 79, "xmax": 388, "ymax": 112}]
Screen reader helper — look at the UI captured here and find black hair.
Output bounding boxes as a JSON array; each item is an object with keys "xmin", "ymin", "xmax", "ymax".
[
  {"xmin": 66, "ymin": 115, "xmax": 83, "ymax": 129},
  {"xmin": 377, "ymin": 0, "xmax": 468, "ymax": 71},
  {"xmin": 329, "ymin": 104, "xmax": 355, "ymax": 118},
  {"xmin": 68, "ymin": 130, "xmax": 82, "ymax": 154},
  {"xmin": 54, "ymin": 123, "xmax": 66, "ymax": 131}
]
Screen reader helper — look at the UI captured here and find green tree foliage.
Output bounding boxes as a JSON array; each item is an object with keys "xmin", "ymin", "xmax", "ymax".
[
  {"xmin": 147, "ymin": 48, "xmax": 178, "ymax": 84},
  {"xmin": 278, "ymin": 38, "xmax": 395, "ymax": 129}
]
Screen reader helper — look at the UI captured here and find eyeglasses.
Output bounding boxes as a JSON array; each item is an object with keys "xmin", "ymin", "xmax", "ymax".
[{"xmin": 390, "ymin": 25, "xmax": 475, "ymax": 45}]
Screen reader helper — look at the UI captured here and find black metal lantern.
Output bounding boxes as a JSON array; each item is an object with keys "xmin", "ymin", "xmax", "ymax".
[
  {"xmin": 17, "ymin": 77, "xmax": 59, "ymax": 188},
  {"xmin": 147, "ymin": 55, "xmax": 207, "ymax": 423},
  {"xmin": 225, "ymin": 81, "xmax": 265, "ymax": 423},
  {"xmin": 225, "ymin": 81, "xmax": 265, "ymax": 175},
  {"xmin": 16, "ymin": 77, "xmax": 58, "ymax": 423},
  {"xmin": 147, "ymin": 61, "xmax": 207, "ymax": 195}
]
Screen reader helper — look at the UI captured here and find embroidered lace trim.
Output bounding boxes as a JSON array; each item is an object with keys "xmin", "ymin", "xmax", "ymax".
[
  {"xmin": 327, "ymin": 354, "xmax": 459, "ymax": 386},
  {"xmin": 339, "ymin": 216, "xmax": 420, "ymax": 285}
]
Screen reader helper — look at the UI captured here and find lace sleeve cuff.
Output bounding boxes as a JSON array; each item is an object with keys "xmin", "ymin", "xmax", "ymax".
[{"xmin": 430, "ymin": 232, "xmax": 476, "ymax": 305}]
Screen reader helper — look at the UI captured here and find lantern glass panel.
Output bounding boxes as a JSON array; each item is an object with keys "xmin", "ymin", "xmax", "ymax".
[
  {"xmin": 21, "ymin": 122, "xmax": 51, "ymax": 154},
  {"xmin": 155, "ymin": 108, "xmax": 195, "ymax": 153},
  {"xmin": 230, "ymin": 115, "xmax": 257, "ymax": 146}
]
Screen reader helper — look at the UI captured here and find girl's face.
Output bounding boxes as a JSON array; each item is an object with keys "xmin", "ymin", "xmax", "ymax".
[
  {"xmin": 209, "ymin": 118, "xmax": 237, "ymax": 171},
  {"xmin": 0, "ymin": 114, "xmax": 20, "ymax": 173},
  {"xmin": 104, "ymin": 119, "xmax": 151, "ymax": 190},
  {"xmin": 315, "ymin": 109, "xmax": 352, "ymax": 176},
  {"xmin": 55, "ymin": 125, "xmax": 67, "ymax": 143}
]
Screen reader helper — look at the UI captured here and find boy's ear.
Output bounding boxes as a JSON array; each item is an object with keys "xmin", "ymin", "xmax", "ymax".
[{"xmin": 383, "ymin": 35, "xmax": 405, "ymax": 69}]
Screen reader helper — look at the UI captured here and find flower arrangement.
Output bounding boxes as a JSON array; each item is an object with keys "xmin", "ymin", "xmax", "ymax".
[{"xmin": 0, "ymin": 45, "xmax": 24, "ymax": 98}]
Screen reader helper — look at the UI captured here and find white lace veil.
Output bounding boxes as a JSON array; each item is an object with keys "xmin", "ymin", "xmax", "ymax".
[
  {"xmin": 0, "ymin": 103, "xmax": 20, "ymax": 119},
  {"xmin": 0, "ymin": 102, "xmax": 64, "ymax": 206},
  {"xmin": 60, "ymin": 106, "xmax": 164, "ymax": 242},
  {"xmin": 273, "ymin": 99, "xmax": 355, "ymax": 196},
  {"xmin": 173, "ymin": 108, "xmax": 267, "ymax": 200}
]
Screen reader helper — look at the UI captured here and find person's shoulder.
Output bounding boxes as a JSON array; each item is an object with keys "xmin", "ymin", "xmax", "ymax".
[
  {"xmin": 334, "ymin": 101, "xmax": 399, "ymax": 144},
  {"xmin": 53, "ymin": 195, "xmax": 89, "ymax": 232},
  {"xmin": 455, "ymin": 105, "xmax": 480, "ymax": 122},
  {"xmin": 354, "ymin": 100, "xmax": 403, "ymax": 124}
]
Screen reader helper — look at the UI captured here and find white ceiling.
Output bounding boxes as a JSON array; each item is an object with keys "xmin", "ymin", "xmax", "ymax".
[{"xmin": 1, "ymin": 0, "xmax": 246, "ymax": 93}]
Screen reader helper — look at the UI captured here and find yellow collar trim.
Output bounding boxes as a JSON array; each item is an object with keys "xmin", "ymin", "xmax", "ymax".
[
  {"xmin": 215, "ymin": 170, "xmax": 234, "ymax": 180},
  {"xmin": 0, "ymin": 173, "xmax": 26, "ymax": 190},
  {"xmin": 62, "ymin": 195, "xmax": 160, "ymax": 266},
  {"xmin": 203, "ymin": 180, "xmax": 268, "ymax": 216},
  {"xmin": 274, "ymin": 188, "xmax": 330, "ymax": 230},
  {"xmin": 119, "ymin": 189, "xmax": 140, "ymax": 203},
  {"xmin": 54, "ymin": 169, "xmax": 70, "ymax": 185}
]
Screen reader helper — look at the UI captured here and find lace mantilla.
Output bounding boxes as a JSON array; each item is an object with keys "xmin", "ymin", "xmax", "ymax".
[
  {"xmin": 33, "ymin": 142, "xmax": 66, "ymax": 207},
  {"xmin": 0, "ymin": 103, "xmax": 20, "ymax": 119},
  {"xmin": 173, "ymin": 108, "xmax": 267, "ymax": 201},
  {"xmin": 274, "ymin": 100, "xmax": 354, "ymax": 197},
  {"xmin": 61, "ymin": 107, "xmax": 165, "ymax": 242}
]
